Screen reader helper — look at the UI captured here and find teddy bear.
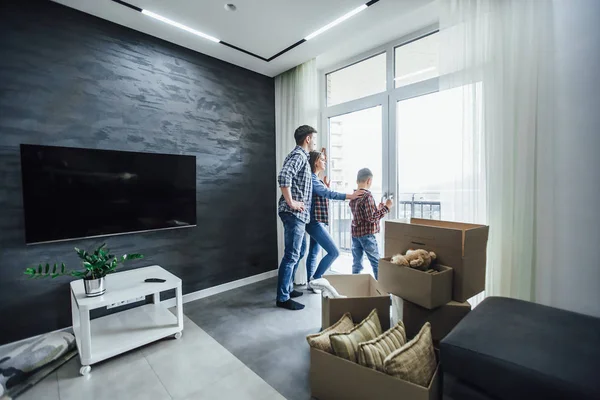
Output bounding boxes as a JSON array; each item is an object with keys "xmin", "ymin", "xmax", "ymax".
[{"xmin": 390, "ymin": 249, "xmax": 437, "ymax": 271}]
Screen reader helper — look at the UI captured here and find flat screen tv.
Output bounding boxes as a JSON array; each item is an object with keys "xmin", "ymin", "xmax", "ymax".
[{"xmin": 20, "ymin": 144, "xmax": 197, "ymax": 245}]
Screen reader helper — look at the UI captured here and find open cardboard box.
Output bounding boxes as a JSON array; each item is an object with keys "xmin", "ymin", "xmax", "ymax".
[
  {"xmin": 392, "ymin": 295, "xmax": 471, "ymax": 343},
  {"xmin": 321, "ymin": 274, "xmax": 391, "ymax": 331},
  {"xmin": 310, "ymin": 346, "xmax": 440, "ymax": 400},
  {"xmin": 379, "ymin": 259, "xmax": 453, "ymax": 309},
  {"xmin": 385, "ymin": 218, "xmax": 489, "ymax": 302}
]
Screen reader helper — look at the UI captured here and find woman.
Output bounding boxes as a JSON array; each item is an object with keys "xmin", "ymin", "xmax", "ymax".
[{"xmin": 305, "ymin": 150, "xmax": 362, "ymax": 292}]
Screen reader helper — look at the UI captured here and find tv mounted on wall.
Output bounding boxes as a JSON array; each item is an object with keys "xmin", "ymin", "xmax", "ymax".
[{"xmin": 20, "ymin": 144, "xmax": 197, "ymax": 245}]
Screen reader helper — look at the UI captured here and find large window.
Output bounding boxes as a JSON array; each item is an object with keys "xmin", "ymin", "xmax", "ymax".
[
  {"xmin": 394, "ymin": 32, "xmax": 439, "ymax": 88},
  {"xmin": 321, "ymin": 28, "xmax": 485, "ymax": 294},
  {"xmin": 326, "ymin": 53, "xmax": 387, "ymax": 106}
]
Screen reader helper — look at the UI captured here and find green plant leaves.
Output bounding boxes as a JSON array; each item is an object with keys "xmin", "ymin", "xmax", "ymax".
[
  {"xmin": 25, "ymin": 243, "xmax": 144, "ymax": 281},
  {"xmin": 71, "ymin": 270, "xmax": 87, "ymax": 278},
  {"xmin": 25, "ymin": 263, "xmax": 69, "ymax": 279}
]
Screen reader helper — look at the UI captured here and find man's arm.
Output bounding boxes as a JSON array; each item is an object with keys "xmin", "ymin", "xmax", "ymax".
[
  {"xmin": 281, "ymin": 186, "xmax": 304, "ymax": 212},
  {"xmin": 278, "ymin": 153, "xmax": 305, "ymax": 211}
]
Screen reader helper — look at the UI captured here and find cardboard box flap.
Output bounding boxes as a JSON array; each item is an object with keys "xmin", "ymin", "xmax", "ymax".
[
  {"xmin": 384, "ymin": 223, "xmax": 463, "ymax": 263},
  {"xmin": 464, "ymin": 225, "xmax": 489, "ymax": 256},
  {"xmin": 385, "ymin": 219, "xmax": 488, "ymax": 258},
  {"xmin": 326, "ymin": 274, "xmax": 373, "ymax": 297},
  {"xmin": 411, "ymin": 218, "xmax": 485, "ymax": 231},
  {"xmin": 370, "ymin": 280, "xmax": 388, "ymax": 297}
]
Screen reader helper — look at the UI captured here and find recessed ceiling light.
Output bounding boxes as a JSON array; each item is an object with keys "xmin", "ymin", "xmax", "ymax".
[{"xmin": 224, "ymin": 4, "xmax": 237, "ymax": 12}]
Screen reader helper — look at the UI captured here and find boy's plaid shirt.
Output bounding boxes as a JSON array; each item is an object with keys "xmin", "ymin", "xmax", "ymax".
[{"xmin": 349, "ymin": 189, "xmax": 389, "ymax": 237}]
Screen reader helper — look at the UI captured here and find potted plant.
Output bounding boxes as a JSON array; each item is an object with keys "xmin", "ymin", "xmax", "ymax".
[{"xmin": 24, "ymin": 243, "xmax": 143, "ymax": 297}]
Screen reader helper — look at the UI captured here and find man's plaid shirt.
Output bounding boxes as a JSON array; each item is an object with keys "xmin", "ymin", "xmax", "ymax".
[
  {"xmin": 278, "ymin": 146, "xmax": 312, "ymax": 223},
  {"xmin": 349, "ymin": 189, "xmax": 389, "ymax": 237}
]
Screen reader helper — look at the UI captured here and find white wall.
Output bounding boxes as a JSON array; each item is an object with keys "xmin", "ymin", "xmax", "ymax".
[{"xmin": 535, "ymin": 0, "xmax": 600, "ymax": 317}]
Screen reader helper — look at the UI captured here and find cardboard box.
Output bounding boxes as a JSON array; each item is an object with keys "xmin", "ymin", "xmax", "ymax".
[
  {"xmin": 393, "ymin": 295, "xmax": 471, "ymax": 342},
  {"xmin": 385, "ymin": 218, "xmax": 489, "ymax": 302},
  {"xmin": 310, "ymin": 347, "xmax": 440, "ymax": 400},
  {"xmin": 379, "ymin": 259, "xmax": 453, "ymax": 309},
  {"xmin": 321, "ymin": 274, "xmax": 391, "ymax": 331}
]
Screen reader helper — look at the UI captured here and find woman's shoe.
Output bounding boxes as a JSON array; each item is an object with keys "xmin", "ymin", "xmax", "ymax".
[
  {"xmin": 310, "ymin": 278, "xmax": 346, "ymax": 298},
  {"xmin": 307, "ymin": 281, "xmax": 321, "ymax": 294}
]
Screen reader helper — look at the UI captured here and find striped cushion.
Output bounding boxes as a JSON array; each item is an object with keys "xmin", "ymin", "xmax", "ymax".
[
  {"xmin": 306, "ymin": 312, "xmax": 354, "ymax": 354},
  {"xmin": 357, "ymin": 321, "xmax": 407, "ymax": 371},
  {"xmin": 330, "ymin": 309, "xmax": 382, "ymax": 363},
  {"xmin": 384, "ymin": 322, "xmax": 437, "ymax": 387}
]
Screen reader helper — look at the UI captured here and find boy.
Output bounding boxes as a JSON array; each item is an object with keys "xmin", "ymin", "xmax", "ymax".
[
  {"xmin": 276, "ymin": 125, "xmax": 318, "ymax": 311},
  {"xmin": 349, "ymin": 168, "xmax": 393, "ymax": 279}
]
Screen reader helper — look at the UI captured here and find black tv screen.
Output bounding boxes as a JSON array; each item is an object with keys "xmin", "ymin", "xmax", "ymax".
[{"xmin": 20, "ymin": 144, "xmax": 197, "ymax": 245}]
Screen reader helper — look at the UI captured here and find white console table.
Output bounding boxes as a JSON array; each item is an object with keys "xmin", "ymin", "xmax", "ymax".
[{"xmin": 70, "ymin": 265, "xmax": 183, "ymax": 376}]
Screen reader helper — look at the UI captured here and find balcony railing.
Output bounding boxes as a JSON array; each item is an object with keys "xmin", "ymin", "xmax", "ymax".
[{"xmin": 329, "ymin": 195, "xmax": 441, "ymax": 252}]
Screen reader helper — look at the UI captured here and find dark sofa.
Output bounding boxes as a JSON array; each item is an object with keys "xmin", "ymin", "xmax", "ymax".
[{"xmin": 440, "ymin": 297, "xmax": 600, "ymax": 400}]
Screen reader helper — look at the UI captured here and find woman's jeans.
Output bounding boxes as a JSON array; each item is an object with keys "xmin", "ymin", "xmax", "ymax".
[{"xmin": 305, "ymin": 220, "xmax": 340, "ymax": 281}]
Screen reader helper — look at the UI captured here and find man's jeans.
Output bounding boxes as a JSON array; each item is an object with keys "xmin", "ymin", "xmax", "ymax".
[
  {"xmin": 277, "ymin": 212, "xmax": 307, "ymax": 302},
  {"xmin": 351, "ymin": 234, "xmax": 380, "ymax": 279},
  {"xmin": 305, "ymin": 220, "xmax": 340, "ymax": 281}
]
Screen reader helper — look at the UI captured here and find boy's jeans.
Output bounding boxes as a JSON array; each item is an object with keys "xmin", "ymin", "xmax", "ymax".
[
  {"xmin": 305, "ymin": 220, "xmax": 340, "ymax": 281},
  {"xmin": 351, "ymin": 234, "xmax": 380, "ymax": 279},
  {"xmin": 277, "ymin": 212, "xmax": 307, "ymax": 302}
]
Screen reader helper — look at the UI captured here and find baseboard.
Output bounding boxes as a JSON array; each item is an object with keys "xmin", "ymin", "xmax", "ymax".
[
  {"xmin": 0, "ymin": 269, "xmax": 278, "ymax": 352},
  {"xmin": 162, "ymin": 269, "xmax": 278, "ymax": 308}
]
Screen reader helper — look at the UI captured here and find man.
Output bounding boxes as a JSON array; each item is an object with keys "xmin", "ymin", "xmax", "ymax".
[{"xmin": 276, "ymin": 125, "xmax": 317, "ymax": 310}]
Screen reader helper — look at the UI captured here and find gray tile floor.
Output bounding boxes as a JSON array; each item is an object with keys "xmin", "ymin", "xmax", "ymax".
[
  {"xmin": 185, "ymin": 277, "xmax": 321, "ymax": 400},
  {"xmin": 18, "ymin": 315, "xmax": 284, "ymax": 400}
]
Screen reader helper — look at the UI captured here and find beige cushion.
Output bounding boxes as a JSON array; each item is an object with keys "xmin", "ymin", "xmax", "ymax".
[
  {"xmin": 330, "ymin": 309, "xmax": 382, "ymax": 363},
  {"xmin": 384, "ymin": 322, "xmax": 437, "ymax": 387},
  {"xmin": 306, "ymin": 312, "xmax": 354, "ymax": 354},
  {"xmin": 357, "ymin": 321, "xmax": 407, "ymax": 371}
]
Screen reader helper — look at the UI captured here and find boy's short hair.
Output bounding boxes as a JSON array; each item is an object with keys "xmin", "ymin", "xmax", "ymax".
[
  {"xmin": 357, "ymin": 168, "xmax": 373, "ymax": 183},
  {"xmin": 294, "ymin": 125, "xmax": 317, "ymax": 145}
]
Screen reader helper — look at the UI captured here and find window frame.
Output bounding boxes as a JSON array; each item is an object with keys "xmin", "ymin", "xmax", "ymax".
[{"xmin": 319, "ymin": 24, "xmax": 440, "ymax": 219}]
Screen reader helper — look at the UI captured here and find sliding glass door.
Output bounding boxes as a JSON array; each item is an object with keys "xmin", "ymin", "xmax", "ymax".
[{"xmin": 325, "ymin": 104, "xmax": 386, "ymax": 274}]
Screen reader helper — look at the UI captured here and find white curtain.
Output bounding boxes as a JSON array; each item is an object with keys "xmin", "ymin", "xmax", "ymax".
[
  {"xmin": 439, "ymin": 0, "xmax": 555, "ymax": 302},
  {"xmin": 275, "ymin": 59, "xmax": 319, "ymax": 285}
]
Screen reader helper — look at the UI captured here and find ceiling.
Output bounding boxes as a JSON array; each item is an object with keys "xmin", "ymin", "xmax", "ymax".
[{"xmin": 52, "ymin": 0, "xmax": 435, "ymax": 77}]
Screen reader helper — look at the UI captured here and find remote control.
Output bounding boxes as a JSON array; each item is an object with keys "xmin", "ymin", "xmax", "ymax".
[{"xmin": 145, "ymin": 278, "xmax": 166, "ymax": 283}]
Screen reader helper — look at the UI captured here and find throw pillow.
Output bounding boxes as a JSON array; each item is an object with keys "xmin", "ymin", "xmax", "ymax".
[
  {"xmin": 383, "ymin": 322, "xmax": 437, "ymax": 387},
  {"xmin": 357, "ymin": 320, "xmax": 407, "ymax": 371},
  {"xmin": 330, "ymin": 309, "xmax": 382, "ymax": 363},
  {"xmin": 306, "ymin": 312, "xmax": 354, "ymax": 354}
]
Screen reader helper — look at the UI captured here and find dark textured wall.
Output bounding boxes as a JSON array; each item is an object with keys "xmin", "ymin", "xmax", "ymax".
[{"xmin": 0, "ymin": 0, "xmax": 277, "ymax": 345}]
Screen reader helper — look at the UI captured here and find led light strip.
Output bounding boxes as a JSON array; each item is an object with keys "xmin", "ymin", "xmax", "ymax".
[
  {"xmin": 305, "ymin": 4, "xmax": 368, "ymax": 41},
  {"xmin": 109, "ymin": 0, "xmax": 380, "ymax": 61},
  {"xmin": 141, "ymin": 9, "xmax": 220, "ymax": 43}
]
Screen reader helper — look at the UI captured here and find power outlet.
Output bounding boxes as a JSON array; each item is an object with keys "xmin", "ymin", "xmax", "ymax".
[{"xmin": 107, "ymin": 295, "xmax": 146, "ymax": 309}]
